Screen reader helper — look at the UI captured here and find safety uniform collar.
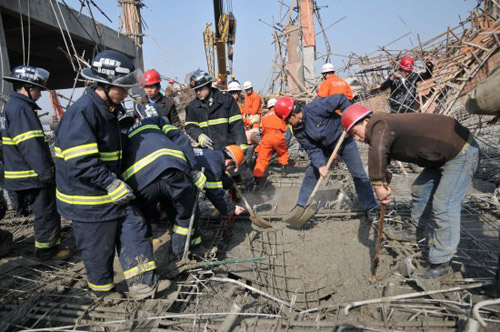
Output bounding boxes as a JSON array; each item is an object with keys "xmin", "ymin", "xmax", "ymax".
[
  {"xmin": 86, "ymin": 87, "xmax": 123, "ymax": 120},
  {"xmin": 192, "ymin": 88, "xmax": 223, "ymax": 110},
  {"xmin": 9, "ymin": 91, "xmax": 41, "ymax": 110}
]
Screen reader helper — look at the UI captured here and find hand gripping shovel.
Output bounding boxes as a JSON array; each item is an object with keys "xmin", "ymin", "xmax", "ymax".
[
  {"xmin": 225, "ymin": 172, "xmax": 272, "ymax": 229},
  {"xmin": 284, "ymin": 131, "xmax": 348, "ymax": 227}
]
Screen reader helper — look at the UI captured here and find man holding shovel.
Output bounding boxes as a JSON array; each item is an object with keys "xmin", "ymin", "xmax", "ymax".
[
  {"xmin": 341, "ymin": 104, "xmax": 479, "ymax": 279},
  {"xmin": 274, "ymin": 95, "xmax": 377, "ymax": 226}
]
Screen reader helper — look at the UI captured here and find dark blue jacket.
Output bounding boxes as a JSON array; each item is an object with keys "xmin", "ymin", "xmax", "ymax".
[
  {"xmin": 1, "ymin": 92, "xmax": 54, "ymax": 191},
  {"xmin": 121, "ymin": 116, "xmax": 197, "ymax": 192},
  {"xmin": 294, "ymin": 94, "xmax": 350, "ymax": 169},
  {"xmin": 55, "ymin": 88, "xmax": 125, "ymax": 222},
  {"xmin": 185, "ymin": 88, "xmax": 247, "ymax": 151},
  {"xmin": 193, "ymin": 148, "xmax": 234, "ymax": 215}
]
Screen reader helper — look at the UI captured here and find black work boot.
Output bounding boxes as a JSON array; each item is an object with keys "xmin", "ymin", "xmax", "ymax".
[
  {"xmin": 0, "ymin": 229, "xmax": 13, "ymax": 258},
  {"xmin": 386, "ymin": 225, "xmax": 417, "ymax": 242},
  {"xmin": 418, "ymin": 262, "xmax": 452, "ymax": 279}
]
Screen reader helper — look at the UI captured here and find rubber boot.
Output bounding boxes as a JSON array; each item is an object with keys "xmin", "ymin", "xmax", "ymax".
[
  {"xmin": 35, "ymin": 246, "xmax": 71, "ymax": 261},
  {"xmin": 0, "ymin": 229, "xmax": 13, "ymax": 258},
  {"xmin": 418, "ymin": 262, "xmax": 452, "ymax": 279},
  {"xmin": 129, "ymin": 279, "xmax": 172, "ymax": 300}
]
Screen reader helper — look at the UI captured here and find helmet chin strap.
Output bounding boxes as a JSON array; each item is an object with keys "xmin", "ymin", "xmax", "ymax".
[
  {"xmin": 102, "ymin": 85, "xmax": 122, "ymax": 109},
  {"xmin": 24, "ymin": 85, "xmax": 34, "ymax": 100}
]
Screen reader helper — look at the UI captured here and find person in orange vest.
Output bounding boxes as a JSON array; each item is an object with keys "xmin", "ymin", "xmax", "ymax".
[
  {"xmin": 251, "ymin": 98, "xmax": 289, "ymax": 187},
  {"xmin": 317, "ymin": 63, "xmax": 353, "ymax": 100},
  {"xmin": 243, "ymin": 81, "xmax": 262, "ymax": 130}
]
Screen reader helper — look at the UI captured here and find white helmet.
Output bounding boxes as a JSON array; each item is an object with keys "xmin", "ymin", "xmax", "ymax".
[
  {"xmin": 243, "ymin": 81, "xmax": 253, "ymax": 89},
  {"xmin": 267, "ymin": 98, "xmax": 277, "ymax": 109},
  {"xmin": 227, "ymin": 81, "xmax": 242, "ymax": 92},
  {"xmin": 321, "ymin": 63, "xmax": 335, "ymax": 74}
]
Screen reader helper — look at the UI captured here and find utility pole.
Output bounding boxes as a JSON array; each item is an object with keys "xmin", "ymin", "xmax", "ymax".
[
  {"xmin": 213, "ymin": 0, "xmax": 227, "ymax": 87},
  {"xmin": 299, "ymin": 0, "xmax": 316, "ymax": 89}
]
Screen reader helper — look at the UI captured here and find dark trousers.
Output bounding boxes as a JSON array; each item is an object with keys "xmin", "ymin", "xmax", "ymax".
[
  {"xmin": 72, "ymin": 204, "xmax": 157, "ymax": 295},
  {"xmin": 297, "ymin": 137, "xmax": 377, "ymax": 209},
  {"xmin": 8, "ymin": 190, "xmax": 29, "ymax": 216},
  {"xmin": 138, "ymin": 169, "xmax": 198, "ymax": 258},
  {"xmin": 18, "ymin": 185, "xmax": 61, "ymax": 252}
]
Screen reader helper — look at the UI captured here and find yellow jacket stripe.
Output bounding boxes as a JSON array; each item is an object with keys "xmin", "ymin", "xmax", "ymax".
[
  {"xmin": 172, "ymin": 224, "xmax": 194, "ymax": 236},
  {"xmin": 56, "ymin": 183, "xmax": 128, "ymax": 205},
  {"xmin": 229, "ymin": 114, "xmax": 243, "ymax": 123},
  {"xmin": 35, "ymin": 238, "xmax": 61, "ymax": 249},
  {"xmin": 128, "ymin": 124, "xmax": 161, "ymax": 139},
  {"xmin": 194, "ymin": 174, "xmax": 206, "ymax": 188},
  {"xmin": 162, "ymin": 124, "xmax": 178, "ymax": 134},
  {"xmin": 5, "ymin": 170, "xmax": 38, "ymax": 179},
  {"xmin": 191, "ymin": 236, "xmax": 202, "ymax": 245},
  {"xmin": 13, "ymin": 130, "xmax": 45, "ymax": 144},
  {"xmin": 123, "ymin": 260, "xmax": 157, "ymax": 280},
  {"xmin": 99, "ymin": 150, "xmax": 122, "ymax": 162},
  {"xmin": 121, "ymin": 148, "xmax": 186, "ymax": 181},
  {"xmin": 88, "ymin": 281, "xmax": 115, "ymax": 292},
  {"xmin": 205, "ymin": 181, "xmax": 223, "ymax": 189},
  {"xmin": 54, "ymin": 143, "xmax": 99, "ymax": 161}
]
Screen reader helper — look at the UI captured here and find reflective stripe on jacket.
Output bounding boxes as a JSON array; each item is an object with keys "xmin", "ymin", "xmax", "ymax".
[
  {"xmin": 1, "ymin": 92, "xmax": 54, "ymax": 191},
  {"xmin": 185, "ymin": 88, "xmax": 247, "ymax": 151},
  {"xmin": 55, "ymin": 88, "xmax": 125, "ymax": 222},
  {"xmin": 193, "ymin": 148, "xmax": 234, "ymax": 215},
  {"xmin": 121, "ymin": 116, "xmax": 196, "ymax": 192}
]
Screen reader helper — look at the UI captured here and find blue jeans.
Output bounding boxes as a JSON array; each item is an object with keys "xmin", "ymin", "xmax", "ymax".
[
  {"xmin": 297, "ymin": 137, "xmax": 376, "ymax": 209},
  {"xmin": 411, "ymin": 140, "xmax": 479, "ymax": 264}
]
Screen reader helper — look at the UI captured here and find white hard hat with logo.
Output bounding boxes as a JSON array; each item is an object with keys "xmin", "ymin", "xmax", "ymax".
[
  {"xmin": 321, "ymin": 63, "xmax": 335, "ymax": 74},
  {"xmin": 243, "ymin": 81, "xmax": 253, "ymax": 89}
]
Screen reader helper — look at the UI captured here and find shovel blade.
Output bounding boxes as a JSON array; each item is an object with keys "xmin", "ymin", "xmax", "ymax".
[
  {"xmin": 284, "ymin": 206, "xmax": 316, "ymax": 228},
  {"xmin": 249, "ymin": 215, "xmax": 272, "ymax": 229}
]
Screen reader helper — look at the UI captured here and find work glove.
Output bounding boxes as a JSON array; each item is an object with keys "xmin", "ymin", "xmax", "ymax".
[
  {"xmin": 106, "ymin": 178, "xmax": 136, "ymax": 205},
  {"xmin": 249, "ymin": 114, "xmax": 261, "ymax": 125},
  {"xmin": 190, "ymin": 170, "xmax": 207, "ymax": 191},
  {"xmin": 198, "ymin": 134, "xmax": 214, "ymax": 149}
]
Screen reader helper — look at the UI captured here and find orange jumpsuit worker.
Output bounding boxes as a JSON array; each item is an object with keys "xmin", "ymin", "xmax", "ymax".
[
  {"xmin": 243, "ymin": 81, "xmax": 262, "ymax": 130},
  {"xmin": 317, "ymin": 63, "xmax": 353, "ymax": 100},
  {"xmin": 252, "ymin": 98, "xmax": 289, "ymax": 187}
]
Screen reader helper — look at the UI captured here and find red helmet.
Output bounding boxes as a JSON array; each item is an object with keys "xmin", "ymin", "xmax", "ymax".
[
  {"xmin": 169, "ymin": 79, "xmax": 174, "ymax": 84},
  {"xmin": 341, "ymin": 104, "xmax": 373, "ymax": 133},
  {"xmin": 274, "ymin": 97, "xmax": 296, "ymax": 120},
  {"xmin": 144, "ymin": 69, "xmax": 161, "ymax": 85},
  {"xmin": 399, "ymin": 56, "xmax": 414, "ymax": 72}
]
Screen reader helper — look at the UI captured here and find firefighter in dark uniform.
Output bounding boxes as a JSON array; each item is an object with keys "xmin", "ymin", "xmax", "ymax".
[
  {"xmin": 185, "ymin": 70, "xmax": 247, "ymax": 152},
  {"xmin": 55, "ymin": 50, "xmax": 165, "ymax": 299},
  {"xmin": 1, "ymin": 65, "xmax": 68, "ymax": 260},
  {"xmin": 119, "ymin": 104, "xmax": 206, "ymax": 261},
  {"xmin": 193, "ymin": 146, "xmax": 246, "ymax": 217}
]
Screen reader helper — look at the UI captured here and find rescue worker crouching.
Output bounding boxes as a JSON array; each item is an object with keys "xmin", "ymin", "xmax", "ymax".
[
  {"xmin": 119, "ymin": 104, "xmax": 205, "ymax": 262},
  {"xmin": 55, "ymin": 50, "xmax": 166, "ymax": 299},
  {"xmin": 2, "ymin": 65, "xmax": 68, "ymax": 260},
  {"xmin": 252, "ymin": 98, "xmax": 289, "ymax": 188},
  {"xmin": 193, "ymin": 145, "xmax": 246, "ymax": 217},
  {"xmin": 341, "ymin": 105, "xmax": 479, "ymax": 279},
  {"xmin": 185, "ymin": 70, "xmax": 247, "ymax": 152}
]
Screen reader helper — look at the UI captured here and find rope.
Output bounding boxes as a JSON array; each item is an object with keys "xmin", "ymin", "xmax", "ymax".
[
  {"xmin": 27, "ymin": 0, "xmax": 31, "ymax": 65},
  {"xmin": 55, "ymin": 0, "xmax": 81, "ymax": 70},
  {"xmin": 18, "ymin": 0, "xmax": 25, "ymax": 65}
]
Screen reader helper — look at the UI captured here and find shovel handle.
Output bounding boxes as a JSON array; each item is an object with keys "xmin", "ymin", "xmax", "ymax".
[
  {"xmin": 306, "ymin": 131, "xmax": 348, "ymax": 206},
  {"xmin": 182, "ymin": 167, "xmax": 204, "ymax": 262},
  {"xmin": 371, "ymin": 203, "xmax": 386, "ymax": 278}
]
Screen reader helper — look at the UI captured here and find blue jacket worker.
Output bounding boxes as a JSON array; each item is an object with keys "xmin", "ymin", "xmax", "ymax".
[
  {"xmin": 274, "ymin": 95, "xmax": 377, "ymax": 224},
  {"xmin": 2, "ymin": 65, "xmax": 68, "ymax": 260}
]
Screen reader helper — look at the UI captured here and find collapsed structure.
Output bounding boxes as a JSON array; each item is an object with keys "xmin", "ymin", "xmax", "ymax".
[{"xmin": 0, "ymin": 0, "xmax": 499, "ymax": 331}]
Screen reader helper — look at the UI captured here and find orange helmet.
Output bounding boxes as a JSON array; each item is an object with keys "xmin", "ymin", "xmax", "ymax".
[
  {"xmin": 399, "ymin": 56, "xmax": 414, "ymax": 72},
  {"xmin": 224, "ymin": 145, "xmax": 244, "ymax": 170},
  {"xmin": 144, "ymin": 69, "xmax": 161, "ymax": 85}
]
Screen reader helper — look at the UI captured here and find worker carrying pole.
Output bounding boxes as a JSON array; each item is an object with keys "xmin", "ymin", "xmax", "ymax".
[{"xmin": 341, "ymin": 105, "xmax": 479, "ymax": 279}]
